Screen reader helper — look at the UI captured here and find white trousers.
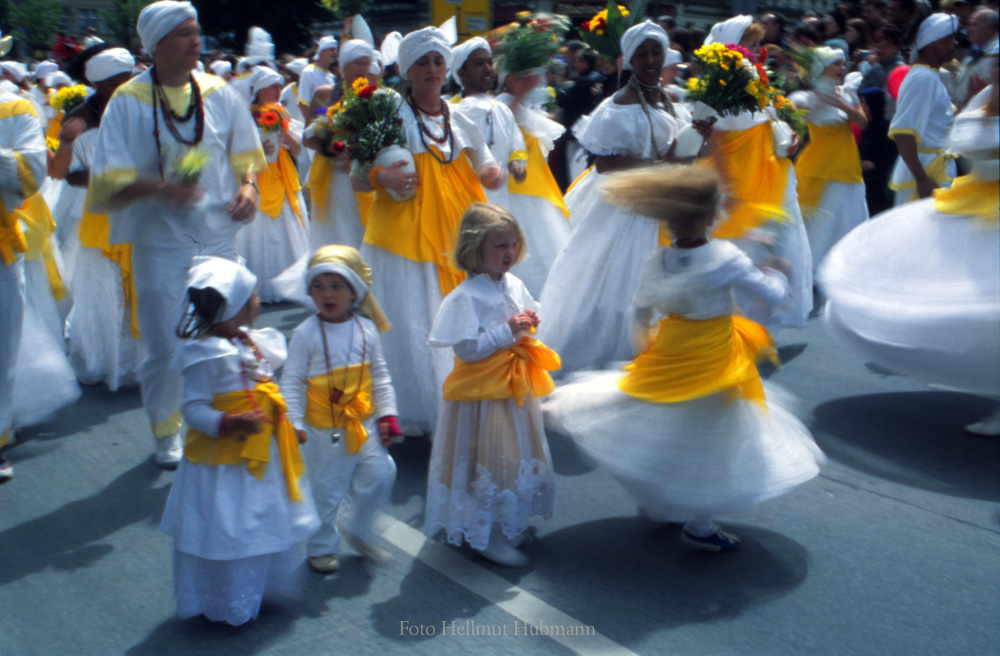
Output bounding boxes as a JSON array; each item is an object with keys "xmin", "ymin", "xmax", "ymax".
[{"xmin": 301, "ymin": 423, "xmax": 396, "ymax": 557}]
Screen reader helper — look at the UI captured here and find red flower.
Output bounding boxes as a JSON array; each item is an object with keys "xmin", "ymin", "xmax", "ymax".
[
  {"xmin": 358, "ymin": 84, "xmax": 376, "ymax": 99},
  {"xmin": 331, "ymin": 141, "xmax": 346, "ymax": 153}
]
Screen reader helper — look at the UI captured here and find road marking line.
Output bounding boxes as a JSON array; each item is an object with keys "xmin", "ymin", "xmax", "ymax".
[{"xmin": 380, "ymin": 519, "xmax": 640, "ymax": 656}]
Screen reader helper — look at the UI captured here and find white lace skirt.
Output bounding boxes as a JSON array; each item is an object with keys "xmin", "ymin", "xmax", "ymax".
[
  {"xmin": 65, "ymin": 248, "xmax": 144, "ymax": 391},
  {"xmin": 310, "ymin": 172, "xmax": 366, "ymax": 251},
  {"xmin": 803, "ymin": 181, "xmax": 869, "ymax": 275},
  {"xmin": 236, "ymin": 197, "xmax": 309, "ymax": 303},
  {"xmin": 424, "ymin": 396, "xmax": 554, "ymax": 550},
  {"xmin": 538, "ymin": 170, "xmax": 660, "ymax": 375},
  {"xmin": 543, "ymin": 372, "xmax": 823, "ymax": 521},
  {"xmin": 508, "ymin": 192, "xmax": 572, "ymax": 300},
  {"xmin": 819, "ymin": 197, "xmax": 1000, "ymax": 397}
]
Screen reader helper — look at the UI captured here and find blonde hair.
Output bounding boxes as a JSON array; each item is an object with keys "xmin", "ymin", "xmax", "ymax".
[
  {"xmin": 602, "ymin": 164, "xmax": 721, "ymax": 234},
  {"xmin": 742, "ymin": 22, "xmax": 765, "ymax": 44},
  {"xmin": 453, "ymin": 202, "xmax": 527, "ymax": 274}
]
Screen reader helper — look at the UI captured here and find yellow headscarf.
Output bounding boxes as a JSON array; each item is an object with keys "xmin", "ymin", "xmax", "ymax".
[{"xmin": 306, "ymin": 245, "xmax": 391, "ymax": 332}]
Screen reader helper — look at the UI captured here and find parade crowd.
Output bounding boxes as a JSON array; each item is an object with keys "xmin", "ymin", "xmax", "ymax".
[{"xmin": 0, "ymin": 0, "xmax": 996, "ymax": 627}]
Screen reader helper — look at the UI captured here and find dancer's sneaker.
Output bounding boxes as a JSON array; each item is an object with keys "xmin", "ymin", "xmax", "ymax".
[
  {"xmin": 155, "ymin": 432, "xmax": 184, "ymax": 470},
  {"xmin": 681, "ymin": 528, "xmax": 741, "ymax": 553},
  {"xmin": 308, "ymin": 554, "xmax": 341, "ymax": 573}
]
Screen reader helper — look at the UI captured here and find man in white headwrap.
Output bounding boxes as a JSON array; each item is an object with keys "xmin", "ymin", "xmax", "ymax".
[
  {"xmin": 0, "ymin": 74, "xmax": 48, "ymax": 482},
  {"xmin": 90, "ymin": 0, "xmax": 266, "ymax": 468},
  {"xmin": 889, "ymin": 13, "xmax": 959, "ymax": 204},
  {"xmin": 704, "ymin": 14, "xmax": 754, "ymax": 45},
  {"xmin": 209, "ymin": 59, "xmax": 232, "ymax": 80},
  {"xmin": 299, "ymin": 36, "xmax": 337, "ymax": 122}
]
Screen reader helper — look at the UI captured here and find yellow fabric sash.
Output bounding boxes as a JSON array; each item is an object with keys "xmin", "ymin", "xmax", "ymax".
[
  {"xmin": 303, "ymin": 362, "xmax": 374, "ymax": 455},
  {"xmin": 566, "ymin": 164, "xmax": 593, "ymax": 195},
  {"xmin": 79, "ymin": 189, "xmax": 139, "ymax": 338},
  {"xmin": 443, "ymin": 337, "xmax": 561, "ymax": 407},
  {"xmin": 46, "ymin": 110, "xmax": 63, "ymax": 142},
  {"xmin": 889, "ymin": 145, "xmax": 957, "ymax": 202},
  {"xmin": 933, "ymin": 174, "xmax": 1000, "ymax": 221},
  {"xmin": 796, "ymin": 121, "xmax": 864, "ymax": 211},
  {"xmin": 0, "ymin": 194, "xmax": 26, "ymax": 266},
  {"xmin": 258, "ymin": 147, "xmax": 303, "ymax": 223},
  {"xmin": 618, "ymin": 314, "xmax": 776, "ymax": 405},
  {"xmin": 364, "ymin": 147, "xmax": 486, "ymax": 296},
  {"xmin": 706, "ymin": 122, "xmax": 790, "ymax": 239},
  {"xmin": 509, "ymin": 132, "xmax": 569, "ymax": 219},
  {"xmin": 307, "ymin": 153, "xmax": 335, "ymax": 220},
  {"xmin": 184, "ymin": 381, "xmax": 306, "ymax": 502},
  {"xmin": 16, "ymin": 193, "xmax": 67, "ymax": 301},
  {"xmin": 356, "ymin": 190, "xmax": 373, "ymax": 228}
]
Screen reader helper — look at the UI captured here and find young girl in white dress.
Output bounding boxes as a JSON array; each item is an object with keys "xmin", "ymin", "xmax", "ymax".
[
  {"xmin": 280, "ymin": 245, "xmax": 402, "ymax": 574},
  {"xmin": 543, "ymin": 166, "xmax": 824, "ymax": 552},
  {"xmin": 425, "ymin": 203, "xmax": 559, "ymax": 567},
  {"xmin": 161, "ymin": 256, "xmax": 318, "ymax": 625}
]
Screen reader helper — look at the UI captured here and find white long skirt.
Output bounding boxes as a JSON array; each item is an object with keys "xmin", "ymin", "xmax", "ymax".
[
  {"xmin": 803, "ymin": 180, "xmax": 869, "ymax": 274},
  {"xmin": 236, "ymin": 197, "xmax": 309, "ymax": 303},
  {"xmin": 425, "ymin": 396, "xmax": 554, "ymax": 550},
  {"xmin": 543, "ymin": 373, "xmax": 823, "ymax": 521},
  {"xmin": 819, "ymin": 197, "xmax": 1000, "ymax": 397},
  {"xmin": 507, "ymin": 192, "xmax": 571, "ymax": 299},
  {"xmin": 310, "ymin": 172, "xmax": 365, "ymax": 251},
  {"xmin": 161, "ymin": 443, "xmax": 319, "ymax": 625},
  {"xmin": 51, "ymin": 180, "xmax": 86, "ymax": 288},
  {"xmin": 359, "ymin": 245, "xmax": 451, "ymax": 432},
  {"xmin": 65, "ymin": 248, "xmax": 144, "ymax": 391},
  {"xmin": 538, "ymin": 169, "xmax": 661, "ymax": 375}
]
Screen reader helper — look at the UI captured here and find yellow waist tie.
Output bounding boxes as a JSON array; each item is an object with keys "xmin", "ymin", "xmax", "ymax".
[
  {"xmin": 184, "ymin": 381, "xmax": 306, "ymax": 502},
  {"xmin": 258, "ymin": 147, "xmax": 303, "ymax": 223},
  {"xmin": 364, "ymin": 147, "xmax": 486, "ymax": 296},
  {"xmin": 79, "ymin": 189, "xmax": 139, "ymax": 338},
  {"xmin": 355, "ymin": 190, "xmax": 373, "ymax": 228},
  {"xmin": 307, "ymin": 153, "xmax": 335, "ymax": 220},
  {"xmin": 889, "ymin": 145, "xmax": 957, "ymax": 202},
  {"xmin": 618, "ymin": 314, "xmax": 777, "ymax": 406},
  {"xmin": 0, "ymin": 194, "xmax": 26, "ymax": 265},
  {"xmin": 443, "ymin": 337, "xmax": 561, "ymax": 407},
  {"xmin": 46, "ymin": 111, "xmax": 63, "ymax": 142},
  {"xmin": 796, "ymin": 121, "xmax": 864, "ymax": 211},
  {"xmin": 933, "ymin": 174, "xmax": 1000, "ymax": 222},
  {"xmin": 509, "ymin": 133, "xmax": 570, "ymax": 219},
  {"xmin": 706, "ymin": 122, "xmax": 791, "ymax": 239},
  {"xmin": 16, "ymin": 193, "xmax": 66, "ymax": 301},
  {"xmin": 566, "ymin": 164, "xmax": 593, "ymax": 195},
  {"xmin": 303, "ymin": 363, "xmax": 374, "ymax": 455}
]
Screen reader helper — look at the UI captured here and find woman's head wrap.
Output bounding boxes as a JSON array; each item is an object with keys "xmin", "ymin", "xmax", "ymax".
[
  {"xmin": 33, "ymin": 60, "xmax": 59, "ymax": 81},
  {"xmin": 44, "ymin": 71, "xmax": 73, "ymax": 89},
  {"xmin": 85, "ymin": 47, "xmax": 135, "ymax": 84},
  {"xmin": 915, "ymin": 13, "xmax": 959, "ymax": 51},
  {"xmin": 704, "ymin": 14, "xmax": 753, "ymax": 45},
  {"xmin": 306, "ymin": 245, "xmax": 391, "ymax": 332},
  {"xmin": 449, "ymin": 37, "xmax": 491, "ymax": 87},
  {"xmin": 136, "ymin": 1, "xmax": 197, "ymax": 55},
  {"xmin": 315, "ymin": 36, "xmax": 338, "ymax": 60},
  {"xmin": 1, "ymin": 61, "xmax": 26, "ymax": 83},
  {"xmin": 621, "ymin": 21, "xmax": 670, "ymax": 71},
  {"xmin": 397, "ymin": 27, "xmax": 454, "ymax": 80},
  {"xmin": 810, "ymin": 46, "xmax": 845, "ymax": 79},
  {"xmin": 380, "ymin": 31, "xmax": 403, "ymax": 67},
  {"xmin": 249, "ymin": 65, "xmax": 283, "ymax": 98},
  {"xmin": 284, "ymin": 58, "xmax": 308, "ymax": 77},
  {"xmin": 186, "ymin": 256, "xmax": 257, "ymax": 323},
  {"xmin": 339, "ymin": 39, "xmax": 375, "ymax": 67},
  {"xmin": 209, "ymin": 60, "xmax": 231, "ymax": 77}
]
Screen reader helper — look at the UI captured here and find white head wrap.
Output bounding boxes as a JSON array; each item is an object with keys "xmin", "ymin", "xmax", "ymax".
[
  {"xmin": 136, "ymin": 1, "xmax": 198, "ymax": 55},
  {"xmin": 370, "ymin": 51, "xmax": 383, "ymax": 76},
  {"xmin": 704, "ymin": 14, "xmax": 753, "ymax": 46},
  {"xmin": 397, "ymin": 27, "xmax": 454, "ymax": 80},
  {"xmin": 33, "ymin": 60, "xmax": 58, "ymax": 81},
  {"xmin": 249, "ymin": 65, "xmax": 283, "ymax": 98},
  {"xmin": 245, "ymin": 26, "xmax": 274, "ymax": 60},
  {"xmin": 810, "ymin": 46, "xmax": 845, "ymax": 79},
  {"xmin": 44, "ymin": 71, "xmax": 73, "ymax": 89},
  {"xmin": 380, "ymin": 31, "xmax": 403, "ymax": 67},
  {"xmin": 85, "ymin": 47, "xmax": 135, "ymax": 84},
  {"xmin": 1, "ymin": 61, "xmax": 27, "ymax": 83},
  {"xmin": 621, "ymin": 21, "xmax": 670, "ymax": 71},
  {"xmin": 315, "ymin": 36, "xmax": 338, "ymax": 59},
  {"xmin": 339, "ymin": 39, "xmax": 375, "ymax": 67},
  {"xmin": 186, "ymin": 256, "xmax": 257, "ymax": 323},
  {"xmin": 209, "ymin": 60, "xmax": 232, "ymax": 77},
  {"xmin": 449, "ymin": 36, "xmax": 490, "ymax": 87},
  {"xmin": 351, "ymin": 14, "xmax": 375, "ymax": 47},
  {"xmin": 915, "ymin": 13, "xmax": 959, "ymax": 51},
  {"xmin": 237, "ymin": 56, "xmax": 278, "ymax": 75},
  {"xmin": 664, "ymin": 48, "xmax": 683, "ymax": 68},
  {"xmin": 305, "ymin": 262, "xmax": 369, "ymax": 304},
  {"xmin": 285, "ymin": 57, "xmax": 308, "ymax": 77}
]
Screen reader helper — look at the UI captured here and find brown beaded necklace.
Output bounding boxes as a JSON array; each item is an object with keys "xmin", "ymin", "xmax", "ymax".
[
  {"xmin": 150, "ymin": 66, "xmax": 205, "ymax": 180},
  {"xmin": 409, "ymin": 97, "xmax": 454, "ymax": 164}
]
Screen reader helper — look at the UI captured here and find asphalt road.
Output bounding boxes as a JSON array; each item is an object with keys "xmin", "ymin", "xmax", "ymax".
[{"xmin": 1, "ymin": 301, "xmax": 997, "ymax": 656}]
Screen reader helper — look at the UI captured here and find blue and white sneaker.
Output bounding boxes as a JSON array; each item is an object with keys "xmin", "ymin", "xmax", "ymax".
[{"xmin": 681, "ymin": 528, "xmax": 741, "ymax": 553}]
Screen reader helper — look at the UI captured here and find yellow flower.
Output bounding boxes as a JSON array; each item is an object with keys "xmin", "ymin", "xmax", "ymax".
[
  {"xmin": 46, "ymin": 136, "xmax": 59, "ymax": 152},
  {"xmin": 516, "ymin": 10, "xmax": 532, "ymax": 20},
  {"xmin": 719, "ymin": 79, "xmax": 727, "ymax": 86},
  {"xmin": 351, "ymin": 77, "xmax": 366, "ymax": 95}
]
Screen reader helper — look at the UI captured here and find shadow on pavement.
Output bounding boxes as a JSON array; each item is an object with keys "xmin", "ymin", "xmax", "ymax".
[
  {"xmin": 546, "ymin": 430, "xmax": 597, "ymax": 477},
  {"xmin": 812, "ymin": 391, "xmax": 1000, "ymax": 500},
  {"xmin": 125, "ymin": 605, "xmax": 295, "ymax": 655},
  {"xmin": 0, "ymin": 462, "xmax": 170, "ymax": 587},
  {"xmin": 388, "ymin": 436, "xmax": 432, "ymax": 507}
]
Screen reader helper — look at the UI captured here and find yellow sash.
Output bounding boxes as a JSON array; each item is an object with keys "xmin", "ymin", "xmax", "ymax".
[
  {"xmin": 356, "ymin": 190, "xmax": 373, "ymax": 228},
  {"xmin": 307, "ymin": 153, "xmax": 335, "ymax": 220},
  {"xmin": 16, "ymin": 193, "xmax": 67, "ymax": 301},
  {"xmin": 509, "ymin": 133, "xmax": 570, "ymax": 219},
  {"xmin": 933, "ymin": 174, "xmax": 1000, "ymax": 221},
  {"xmin": 889, "ymin": 145, "xmax": 957, "ymax": 202},
  {"xmin": 706, "ymin": 122, "xmax": 790, "ymax": 239},
  {"xmin": 364, "ymin": 147, "xmax": 486, "ymax": 296},
  {"xmin": 46, "ymin": 110, "xmax": 63, "ymax": 142},
  {"xmin": 258, "ymin": 147, "xmax": 303, "ymax": 223},
  {"xmin": 796, "ymin": 121, "xmax": 864, "ymax": 211},
  {"xmin": 303, "ymin": 362, "xmax": 374, "ymax": 455},
  {"xmin": 618, "ymin": 314, "xmax": 777, "ymax": 405},
  {"xmin": 566, "ymin": 165, "xmax": 593, "ymax": 195},
  {"xmin": 184, "ymin": 381, "xmax": 306, "ymax": 502},
  {"xmin": 443, "ymin": 337, "xmax": 561, "ymax": 407},
  {"xmin": 79, "ymin": 189, "xmax": 139, "ymax": 338},
  {"xmin": 0, "ymin": 194, "xmax": 26, "ymax": 266}
]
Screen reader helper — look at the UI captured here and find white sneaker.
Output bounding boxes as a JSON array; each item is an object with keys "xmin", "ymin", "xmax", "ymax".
[
  {"xmin": 964, "ymin": 410, "xmax": 1000, "ymax": 437},
  {"xmin": 308, "ymin": 554, "xmax": 340, "ymax": 573},
  {"xmin": 476, "ymin": 540, "xmax": 529, "ymax": 568},
  {"xmin": 155, "ymin": 432, "xmax": 184, "ymax": 469}
]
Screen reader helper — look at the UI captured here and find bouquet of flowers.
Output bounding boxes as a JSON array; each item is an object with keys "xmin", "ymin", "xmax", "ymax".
[
  {"xmin": 320, "ymin": 0, "xmax": 372, "ymax": 19},
  {"xmin": 579, "ymin": 0, "xmax": 646, "ymax": 61},
  {"xmin": 50, "ymin": 84, "xmax": 87, "ymax": 114},
  {"xmin": 168, "ymin": 146, "xmax": 210, "ymax": 186},
  {"xmin": 251, "ymin": 102, "xmax": 291, "ymax": 163},
  {"xmin": 491, "ymin": 12, "xmax": 570, "ymax": 75}
]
